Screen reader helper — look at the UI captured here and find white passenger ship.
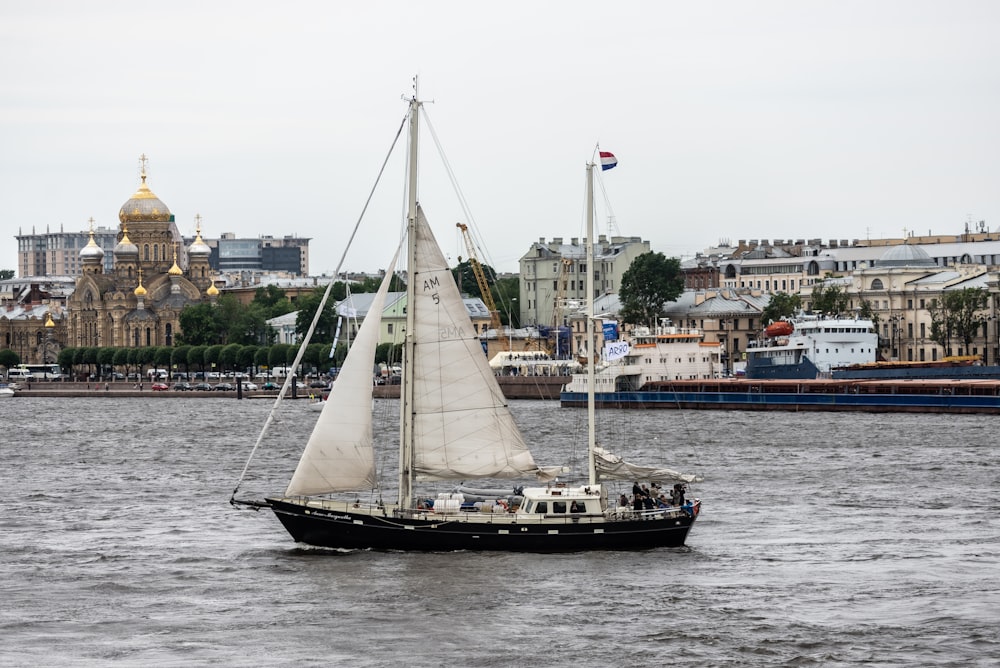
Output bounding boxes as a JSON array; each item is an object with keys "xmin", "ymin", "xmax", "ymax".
[{"xmin": 564, "ymin": 323, "xmax": 723, "ymax": 394}]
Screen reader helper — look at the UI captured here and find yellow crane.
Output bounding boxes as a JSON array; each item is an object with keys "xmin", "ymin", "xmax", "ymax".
[{"xmin": 456, "ymin": 223, "xmax": 501, "ymax": 331}]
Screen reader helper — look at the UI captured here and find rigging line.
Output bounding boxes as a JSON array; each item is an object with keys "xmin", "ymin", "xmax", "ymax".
[
  {"xmin": 230, "ymin": 110, "xmax": 410, "ymax": 504},
  {"xmin": 421, "ymin": 109, "xmax": 503, "ymax": 278}
]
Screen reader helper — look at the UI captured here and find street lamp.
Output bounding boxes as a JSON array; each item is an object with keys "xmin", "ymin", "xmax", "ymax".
[
  {"xmin": 890, "ymin": 314, "xmax": 902, "ymax": 361},
  {"xmin": 719, "ymin": 318, "xmax": 729, "ymax": 376}
]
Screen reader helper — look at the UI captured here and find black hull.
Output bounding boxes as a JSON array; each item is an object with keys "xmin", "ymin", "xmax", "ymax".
[{"xmin": 267, "ymin": 498, "xmax": 697, "ymax": 552}]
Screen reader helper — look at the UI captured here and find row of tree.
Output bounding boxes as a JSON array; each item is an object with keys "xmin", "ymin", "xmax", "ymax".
[{"xmin": 51, "ymin": 341, "xmax": 404, "ymax": 381}]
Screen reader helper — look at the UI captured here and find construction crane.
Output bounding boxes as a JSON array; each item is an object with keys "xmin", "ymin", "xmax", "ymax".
[{"xmin": 456, "ymin": 223, "xmax": 501, "ymax": 331}]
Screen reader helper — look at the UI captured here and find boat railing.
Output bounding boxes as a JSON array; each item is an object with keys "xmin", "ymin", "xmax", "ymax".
[{"xmin": 609, "ymin": 504, "xmax": 695, "ymax": 520}]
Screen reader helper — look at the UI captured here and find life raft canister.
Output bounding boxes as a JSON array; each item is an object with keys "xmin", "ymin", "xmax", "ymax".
[{"xmin": 764, "ymin": 321, "xmax": 794, "ymax": 338}]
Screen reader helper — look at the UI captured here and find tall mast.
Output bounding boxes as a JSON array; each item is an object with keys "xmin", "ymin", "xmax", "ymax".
[
  {"xmin": 398, "ymin": 83, "xmax": 420, "ymax": 509},
  {"xmin": 586, "ymin": 161, "xmax": 597, "ymax": 486}
]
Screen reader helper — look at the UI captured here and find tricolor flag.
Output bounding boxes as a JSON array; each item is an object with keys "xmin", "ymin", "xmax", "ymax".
[{"xmin": 599, "ymin": 151, "xmax": 618, "ymax": 171}]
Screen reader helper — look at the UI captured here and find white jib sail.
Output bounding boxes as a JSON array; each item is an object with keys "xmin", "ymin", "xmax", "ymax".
[
  {"xmin": 410, "ymin": 207, "xmax": 552, "ymax": 481},
  {"xmin": 285, "ymin": 248, "xmax": 401, "ymax": 496}
]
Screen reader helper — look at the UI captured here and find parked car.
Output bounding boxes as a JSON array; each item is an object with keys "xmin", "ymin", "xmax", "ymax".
[
  {"xmin": 261, "ymin": 382, "xmax": 278, "ymax": 390},
  {"xmin": 172, "ymin": 382, "xmax": 193, "ymax": 391},
  {"xmin": 309, "ymin": 380, "xmax": 329, "ymax": 388},
  {"xmin": 242, "ymin": 382, "xmax": 258, "ymax": 391},
  {"xmin": 214, "ymin": 382, "xmax": 235, "ymax": 391},
  {"xmin": 151, "ymin": 382, "xmax": 169, "ymax": 391},
  {"xmin": 192, "ymin": 382, "xmax": 213, "ymax": 391}
]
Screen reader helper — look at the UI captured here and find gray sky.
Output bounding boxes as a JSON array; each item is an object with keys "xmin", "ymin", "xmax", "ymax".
[{"xmin": 2, "ymin": 1, "xmax": 998, "ymax": 275}]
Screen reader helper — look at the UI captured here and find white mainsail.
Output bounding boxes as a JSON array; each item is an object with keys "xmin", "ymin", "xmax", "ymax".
[
  {"xmin": 409, "ymin": 207, "xmax": 555, "ymax": 481},
  {"xmin": 284, "ymin": 249, "xmax": 400, "ymax": 496}
]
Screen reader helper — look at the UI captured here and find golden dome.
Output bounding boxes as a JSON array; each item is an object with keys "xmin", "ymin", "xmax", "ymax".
[
  {"xmin": 45, "ymin": 312, "xmax": 56, "ymax": 328},
  {"xmin": 118, "ymin": 156, "xmax": 172, "ymax": 224},
  {"xmin": 206, "ymin": 283, "xmax": 219, "ymax": 296},
  {"xmin": 168, "ymin": 243, "xmax": 183, "ymax": 275},
  {"xmin": 134, "ymin": 269, "xmax": 148, "ymax": 297}
]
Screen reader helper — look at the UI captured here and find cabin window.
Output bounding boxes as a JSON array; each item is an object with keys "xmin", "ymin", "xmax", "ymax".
[
  {"xmin": 535, "ymin": 501, "xmax": 548, "ymax": 514},
  {"xmin": 552, "ymin": 501, "xmax": 567, "ymax": 514}
]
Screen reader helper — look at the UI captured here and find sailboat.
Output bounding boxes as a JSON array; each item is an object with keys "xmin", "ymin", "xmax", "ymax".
[{"xmin": 232, "ymin": 87, "xmax": 702, "ymax": 551}]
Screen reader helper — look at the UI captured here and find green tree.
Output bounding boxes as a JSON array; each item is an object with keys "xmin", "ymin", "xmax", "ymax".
[
  {"xmin": 81, "ymin": 347, "xmax": 99, "ymax": 378},
  {"xmin": 205, "ymin": 344, "xmax": 224, "ymax": 375},
  {"xmin": 220, "ymin": 343, "xmax": 242, "ymax": 374},
  {"xmin": 177, "ymin": 302, "xmax": 220, "ymax": 346},
  {"xmin": 452, "ymin": 260, "xmax": 498, "ymax": 298},
  {"xmin": 269, "ymin": 343, "xmax": 292, "ymax": 370},
  {"xmin": 331, "ymin": 342, "xmax": 348, "ymax": 367},
  {"xmin": 238, "ymin": 345, "xmax": 259, "ymax": 376},
  {"xmin": 930, "ymin": 287, "xmax": 988, "ymax": 355},
  {"xmin": 492, "ymin": 276, "xmax": 520, "ymax": 327},
  {"xmin": 761, "ymin": 292, "xmax": 802, "ymax": 325},
  {"xmin": 375, "ymin": 342, "xmax": 393, "ymax": 365},
  {"xmin": 154, "ymin": 346, "xmax": 172, "ymax": 371},
  {"xmin": 809, "ymin": 284, "xmax": 850, "ymax": 315},
  {"xmin": 928, "ymin": 297, "xmax": 952, "ymax": 353},
  {"xmin": 187, "ymin": 345, "xmax": 209, "ymax": 376},
  {"xmin": 137, "ymin": 346, "xmax": 156, "ymax": 371},
  {"xmin": 57, "ymin": 348, "xmax": 74, "ymax": 376},
  {"xmin": 127, "ymin": 347, "xmax": 140, "ymax": 372},
  {"xmin": 302, "ymin": 343, "xmax": 323, "ymax": 376},
  {"xmin": 354, "ymin": 274, "xmax": 405, "ymax": 293},
  {"xmin": 172, "ymin": 345, "xmax": 193, "ymax": 378},
  {"xmin": 254, "ymin": 346, "xmax": 270, "ymax": 374},
  {"xmin": 253, "ymin": 285, "xmax": 291, "ymax": 313},
  {"xmin": 113, "ymin": 348, "xmax": 130, "ymax": 378},
  {"xmin": 0, "ymin": 348, "xmax": 20, "ymax": 371},
  {"xmin": 859, "ymin": 298, "xmax": 879, "ymax": 330},
  {"xmin": 231, "ymin": 302, "xmax": 273, "ymax": 345},
  {"xmin": 619, "ymin": 252, "xmax": 684, "ymax": 326},
  {"xmin": 294, "ymin": 288, "xmax": 339, "ymax": 343},
  {"xmin": 0, "ymin": 269, "xmax": 14, "ymax": 280}
]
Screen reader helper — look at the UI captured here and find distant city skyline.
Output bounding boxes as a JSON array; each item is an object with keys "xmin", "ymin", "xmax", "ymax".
[{"xmin": 2, "ymin": 1, "xmax": 998, "ymax": 276}]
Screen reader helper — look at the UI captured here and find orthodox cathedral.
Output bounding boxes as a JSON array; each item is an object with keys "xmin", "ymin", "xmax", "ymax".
[{"xmin": 65, "ymin": 157, "xmax": 218, "ymax": 349}]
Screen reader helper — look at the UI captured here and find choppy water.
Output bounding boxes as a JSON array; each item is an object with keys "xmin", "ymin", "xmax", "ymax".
[{"xmin": 2, "ymin": 397, "xmax": 998, "ymax": 667}]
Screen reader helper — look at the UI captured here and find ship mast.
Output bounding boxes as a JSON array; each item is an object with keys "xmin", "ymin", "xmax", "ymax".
[
  {"xmin": 585, "ymin": 161, "xmax": 597, "ymax": 486},
  {"xmin": 398, "ymin": 84, "xmax": 420, "ymax": 510}
]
